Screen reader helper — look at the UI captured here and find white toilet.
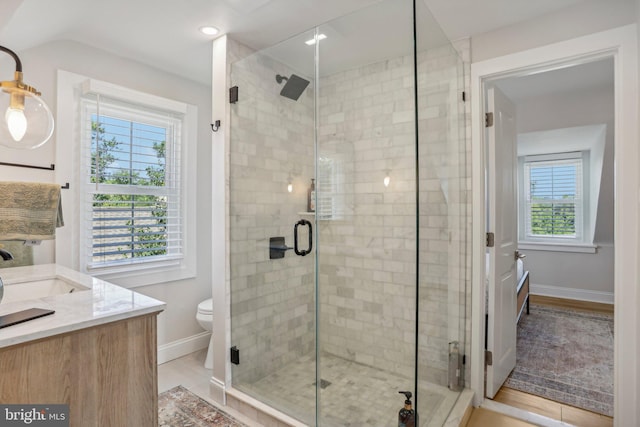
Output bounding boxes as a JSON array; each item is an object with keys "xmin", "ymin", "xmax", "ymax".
[{"xmin": 196, "ymin": 298, "xmax": 214, "ymax": 369}]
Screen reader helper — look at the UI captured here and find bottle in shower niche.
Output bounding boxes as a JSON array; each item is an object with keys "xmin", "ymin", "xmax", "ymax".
[
  {"xmin": 307, "ymin": 178, "xmax": 315, "ymax": 212},
  {"xmin": 398, "ymin": 391, "xmax": 415, "ymax": 427}
]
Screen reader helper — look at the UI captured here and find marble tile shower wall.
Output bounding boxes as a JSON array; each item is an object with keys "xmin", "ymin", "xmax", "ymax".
[
  {"xmin": 317, "ymin": 54, "xmax": 417, "ymax": 379},
  {"xmin": 229, "ymin": 51, "xmax": 316, "ymax": 384},
  {"xmin": 228, "ymin": 37, "xmax": 470, "ymax": 387},
  {"xmin": 317, "ymin": 45, "xmax": 468, "ymax": 383}
]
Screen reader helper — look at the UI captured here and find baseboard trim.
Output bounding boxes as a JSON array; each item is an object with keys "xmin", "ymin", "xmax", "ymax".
[
  {"xmin": 208, "ymin": 377, "xmax": 226, "ymax": 405},
  {"xmin": 530, "ymin": 283, "xmax": 614, "ymax": 304},
  {"xmin": 157, "ymin": 331, "xmax": 210, "ymax": 365}
]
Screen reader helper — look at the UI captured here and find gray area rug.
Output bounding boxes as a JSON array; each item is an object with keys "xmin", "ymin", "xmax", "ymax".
[
  {"xmin": 505, "ymin": 303, "xmax": 613, "ymax": 416},
  {"xmin": 159, "ymin": 385, "xmax": 247, "ymax": 427}
]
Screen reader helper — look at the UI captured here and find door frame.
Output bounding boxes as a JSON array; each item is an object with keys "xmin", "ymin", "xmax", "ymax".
[{"xmin": 469, "ymin": 24, "xmax": 638, "ymax": 423}]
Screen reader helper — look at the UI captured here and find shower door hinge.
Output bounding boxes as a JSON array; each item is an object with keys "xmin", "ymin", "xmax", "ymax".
[
  {"xmin": 462, "ymin": 354, "xmax": 466, "ymax": 365},
  {"xmin": 230, "ymin": 346, "xmax": 240, "ymax": 365},
  {"xmin": 229, "ymin": 86, "xmax": 239, "ymax": 104},
  {"xmin": 485, "ymin": 350, "xmax": 493, "ymax": 366},
  {"xmin": 486, "ymin": 232, "xmax": 495, "ymax": 247},
  {"xmin": 462, "ymin": 91, "xmax": 466, "ymax": 102},
  {"xmin": 485, "ymin": 112, "xmax": 494, "ymax": 127}
]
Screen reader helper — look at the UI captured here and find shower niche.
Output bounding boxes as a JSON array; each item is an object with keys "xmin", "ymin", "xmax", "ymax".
[{"xmin": 227, "ymin": 0, "xmax": 469, "ymax": 425}]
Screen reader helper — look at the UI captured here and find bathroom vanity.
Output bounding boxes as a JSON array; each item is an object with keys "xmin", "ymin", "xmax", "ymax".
[{"xmin": 0, "ymin": 264, "xmax": 165, "ymax": 426}]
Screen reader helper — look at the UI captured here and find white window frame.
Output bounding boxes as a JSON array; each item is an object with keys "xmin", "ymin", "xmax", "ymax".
[
  {"xmin": 518, "ymin": 151, "xmax": 591, "ymax": 249},
  {"xmin": 56, "ymin": 71, "xmax": 196, "ymax": 287}
]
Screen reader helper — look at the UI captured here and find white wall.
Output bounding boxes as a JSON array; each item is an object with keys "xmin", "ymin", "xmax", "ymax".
[
  {"xmin": 514, "ymin": 86, "xmax": 615, "ymax": 297},
  {"xmin": 0, "ymin": 40, "xmax": 213, "ymax": 348},
  {"xmin": 472, "ymin": 0, "xmax": 636, "ymax": 62}
]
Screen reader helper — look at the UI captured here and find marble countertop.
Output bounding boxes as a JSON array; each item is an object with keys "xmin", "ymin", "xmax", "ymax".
[{"xmin": 0, "ymin": 264, "xmax": 166, "ymax": 348}]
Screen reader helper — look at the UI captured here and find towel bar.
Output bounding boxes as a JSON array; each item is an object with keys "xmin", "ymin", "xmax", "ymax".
[{"xmin": 0, "ymin": 161, "xmax": 55, "ymax": 171}]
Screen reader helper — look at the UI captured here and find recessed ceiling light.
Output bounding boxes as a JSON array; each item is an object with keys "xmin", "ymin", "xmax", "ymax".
[
  {"xmin": 200, "ymin": 26, "xmax": 220, "ymax": 36},
  {"xmin": 305, "ymin": 34, "xmax": 327, "ymax": 46}
]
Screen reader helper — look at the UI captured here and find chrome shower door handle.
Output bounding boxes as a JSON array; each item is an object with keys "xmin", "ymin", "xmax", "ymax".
[{"xmin": 294, "ymin": 219, "xmax": 313, "ymax": 256}]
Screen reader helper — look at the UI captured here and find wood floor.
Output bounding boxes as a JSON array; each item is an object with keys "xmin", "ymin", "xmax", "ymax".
[
  {"xmin": 494, "ymin": 387, "xmax": 613, "ymax": 427},
  {"xmin": 465, "ymin": 407, "xmax": 537, "ymax": 427},
  {"xmin": 529, "ymin": 294, "xmax": 614, "ymax": 314},
  {"xmin": 476, "ymin": 295, "xmax": 614, "ymax": 427}
]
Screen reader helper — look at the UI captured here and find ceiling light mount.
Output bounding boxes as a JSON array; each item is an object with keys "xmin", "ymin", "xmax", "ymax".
[
  {"xmin": 199, "ymin": 26, "xmax": 220, "ymax": 36},
  {"xmin": 0, "ymin": 46, "xmax": 54, "ymax": 149}
]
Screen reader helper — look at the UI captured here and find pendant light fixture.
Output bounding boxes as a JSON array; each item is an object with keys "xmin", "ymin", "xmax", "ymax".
[{"xmin": 0, "ymin": 46, "xmax": 54, "ymax": 149}]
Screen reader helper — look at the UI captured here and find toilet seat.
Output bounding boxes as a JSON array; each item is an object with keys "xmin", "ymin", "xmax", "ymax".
[{"xmin": 197, "ymin": 298, "xmax": 213, "ymax": 316}]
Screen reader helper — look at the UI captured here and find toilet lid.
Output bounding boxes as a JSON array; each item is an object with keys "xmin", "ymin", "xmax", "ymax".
[{"xmin": 197, "ymin": 298, "xmax": 213, "ymax": 315}]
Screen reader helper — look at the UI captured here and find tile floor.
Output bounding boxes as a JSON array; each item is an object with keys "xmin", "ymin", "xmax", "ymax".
[
  {"xmin": 159, "ymin": 350, "xmax": 464, "ymax": 427},
  {"xmin": 235, "ymin": 352, "xmax": 462, "ymax": 427},
  {"xmin": 158, "ymin": 349, "xmax": 258, "ymax": 426}
]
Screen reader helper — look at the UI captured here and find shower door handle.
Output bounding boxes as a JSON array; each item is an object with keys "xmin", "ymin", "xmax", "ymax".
[{"xmin": 294, "ymin": 219, "xmax": 313, "ymax": 256}]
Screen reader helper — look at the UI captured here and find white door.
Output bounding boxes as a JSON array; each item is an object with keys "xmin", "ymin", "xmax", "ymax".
[{"xmin": 486, "ymin": 86, "xmax": 518, "ymax": 399}]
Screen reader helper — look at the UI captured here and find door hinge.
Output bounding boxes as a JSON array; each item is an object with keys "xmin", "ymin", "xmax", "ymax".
[
  {"xmin": 485, "ymin": 112, "xmax": 494, "ymax": 127},
  {"xmin": 462, "ymin": 354, "xmax": 466, "ymax": 365},
  {"xmin": 486, "ymin": 232, "xmax": 495, "ymax": 247},
  {"xmin": 462, "ymin": 91, "xmax": 466, "ymax": 102},
  {"xmin": 230, "ymin": 346, "xmax": 240, "ymax": 365},
  {"xmin": 485, "ymin": 350, "xmax": 493, "ymax": 366},
  {"xmin": 229, "ymin": 86, "xmax": 239, "ymax": 104}
]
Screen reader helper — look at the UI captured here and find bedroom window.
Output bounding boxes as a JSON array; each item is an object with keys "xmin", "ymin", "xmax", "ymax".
[{"xmin": 522, "ymin": 152, "xmax": 584, "ymax": 242}]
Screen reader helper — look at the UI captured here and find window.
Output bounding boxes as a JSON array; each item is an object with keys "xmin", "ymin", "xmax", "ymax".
[
  {"xmin": 317, "ymin": 157, "xmax": 340, "ymax": 220},
  {"xmin": 522, "ymin": 153, "xmax": 583, "ymax": 242},
  {"xmin": 81, "ymin": 98, "xmax": 182, "ymax": 269},
  {"xmin": 55, "ymin": 72, "xmax": 197, "ymax": 286}
]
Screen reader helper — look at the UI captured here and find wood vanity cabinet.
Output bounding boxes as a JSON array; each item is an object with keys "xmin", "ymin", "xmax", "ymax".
[{"xmin": 0, "ymin": 313, "xmax": 159, "ymax": 427}]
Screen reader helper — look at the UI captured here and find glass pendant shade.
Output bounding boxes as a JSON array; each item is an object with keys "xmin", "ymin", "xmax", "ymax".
[{"xmin": 0, "ymin": 86, "xmax": 54, "ymax": 149}]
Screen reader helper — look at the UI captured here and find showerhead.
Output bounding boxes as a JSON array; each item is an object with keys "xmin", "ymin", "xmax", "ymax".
[{"xmin": 275, "ymin": 74, "xmax": 310, "ymax": 101}]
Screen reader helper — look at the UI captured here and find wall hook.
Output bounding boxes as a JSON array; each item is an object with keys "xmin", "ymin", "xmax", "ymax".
[{"xmin": 211, "ymin": 120, "xmax": 221, "ymax": 132}]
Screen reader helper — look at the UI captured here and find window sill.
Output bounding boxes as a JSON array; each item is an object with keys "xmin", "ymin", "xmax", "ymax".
[
  {"xmin": 87, "ymin": 259, "xmax": 195, "ymax": 288},
  {"xmin": 518, "ymin": 242, "xmax": 597, "ymax": 253}
]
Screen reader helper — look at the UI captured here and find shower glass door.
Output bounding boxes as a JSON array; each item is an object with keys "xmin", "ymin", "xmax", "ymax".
[
  {"xmin": 315, "ymin": 1, "xmax": 418, "ymax": 425},
  {"xmin": 228, "ymin": 29, "xmax": 318, "ymax": 424},
  {"xmin": 229, "ymin": 0, "xmax": 469, "ymax": 425}
]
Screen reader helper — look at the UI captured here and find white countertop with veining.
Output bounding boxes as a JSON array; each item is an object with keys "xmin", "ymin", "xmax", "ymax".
[{"xmin": 0, "ymin": 264, "xmax": 166, "ymax": 348}]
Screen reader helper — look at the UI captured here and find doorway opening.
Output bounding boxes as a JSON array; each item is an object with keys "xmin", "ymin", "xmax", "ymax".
[
  {"xmin": 484, "ymin": 57, "xmax": 615, "ymax": 424},
  {"xmin": 470, "ymin": 24, "xmax": 639, "ymax": 426}
]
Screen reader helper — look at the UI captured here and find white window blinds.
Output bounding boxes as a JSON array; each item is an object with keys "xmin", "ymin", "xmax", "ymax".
[
  {"xmin": 80, "ymin": 92, "xmax": 184, "ymax": 269},
  {"xmin": 523, "ymin": 155, "xmax": 583, "ymax": 240}
]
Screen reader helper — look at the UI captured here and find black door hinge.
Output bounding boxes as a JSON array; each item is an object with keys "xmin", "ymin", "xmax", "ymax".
[
  {"xmin": 485, "ymin": 350, "xmax": 493, "ymax": 366},
  {"xmin": 486, "ymin": 232, "xmax": 495, "ymax": 247},
  {"xmin": 462, "ymin": 91, "xmax": 466, "ymax": 102},
  {"xmin": 485, "ymin": 112, "xmax": 494, "ymax": 127},
  {"xmin": 229, "ymin": 86, "xmax": 239, "ymax": 104},
  {"xmin": 230, "ymin": 346, "xmax": 240, "ymax": 365}
]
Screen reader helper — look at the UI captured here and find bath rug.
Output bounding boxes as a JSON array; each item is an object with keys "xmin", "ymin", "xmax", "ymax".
[
  {"xmin": 504, "ymin": 303, "xmax": 613, "ymax": 416},
  {"xmin": 159, "ymin": 385, "xmax": 247, "ymax": 427}
]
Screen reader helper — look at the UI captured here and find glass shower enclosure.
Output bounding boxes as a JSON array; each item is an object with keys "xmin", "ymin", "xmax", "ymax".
[{"xmin": 228, "ymin": 0, "xmax": 469, "ymax": 425}]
